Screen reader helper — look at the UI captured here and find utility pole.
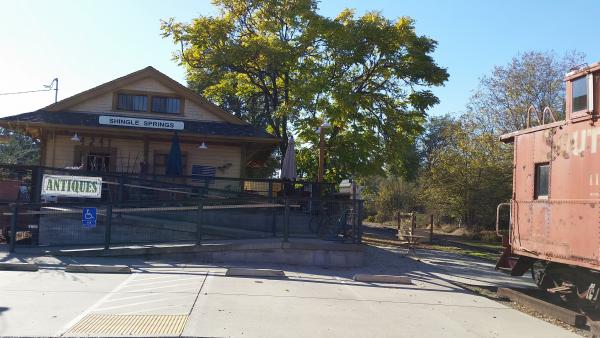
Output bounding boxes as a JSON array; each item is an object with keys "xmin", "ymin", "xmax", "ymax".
[{"xmin": 45, "ymin": 78, "xmax": 59, "ymax": 103}]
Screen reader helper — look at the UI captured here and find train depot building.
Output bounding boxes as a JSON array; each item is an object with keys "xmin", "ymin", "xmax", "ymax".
[{"xmin": 0, "ymin": 66, "xmax": 278, "ymax": 179}]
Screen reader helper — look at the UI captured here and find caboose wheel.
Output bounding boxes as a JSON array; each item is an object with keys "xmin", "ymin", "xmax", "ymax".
[{"xmin": 531, "ymin": 261, "xmax": 553, "ymax": 289}]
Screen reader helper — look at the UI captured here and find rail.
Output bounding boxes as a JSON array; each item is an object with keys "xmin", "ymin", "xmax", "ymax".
[
  {"xmin": 526, "ymin": 106, "xmax": 558, "ymax": 129},
  {"xmin": 496, "ymin": 202, "xmax": 511, "ymax": 237},
  {"xmin": 0, "ymin": 164, "xmax": 337, "ymax": 203}
]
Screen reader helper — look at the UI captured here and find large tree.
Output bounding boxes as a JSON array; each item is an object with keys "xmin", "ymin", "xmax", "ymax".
[
  {"xmin": 468, "ymin": 50, "xmax": 584, "ymax": 135},
  {"xmin": 161, "ymin": 0, "xmax": 448, "ymax": 180}
]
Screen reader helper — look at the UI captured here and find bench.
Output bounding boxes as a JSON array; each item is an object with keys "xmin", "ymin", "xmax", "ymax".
[{"xmin": 397, "ymin": 231, "xmax": 425, "ymax": 254}]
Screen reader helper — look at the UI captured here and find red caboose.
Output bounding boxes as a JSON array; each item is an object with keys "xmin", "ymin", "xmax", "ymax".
[{"xmin": 497, "ymin": 62, "xmax": 600, "ymax": 304}]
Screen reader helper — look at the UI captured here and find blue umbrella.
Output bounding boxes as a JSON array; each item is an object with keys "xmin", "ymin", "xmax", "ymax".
[{"xmin": 166, "ymin": 133, "xmax": 183, "ymax": 176}]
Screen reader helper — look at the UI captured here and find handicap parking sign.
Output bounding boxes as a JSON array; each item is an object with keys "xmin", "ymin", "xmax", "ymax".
[{"xmin": 82, "ymin": 207, "xmax": 97, "ymax": 228}]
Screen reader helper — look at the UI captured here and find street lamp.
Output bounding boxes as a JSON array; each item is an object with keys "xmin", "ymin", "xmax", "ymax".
[{"xmin": 317, "ymin": 121, "xmax": 330, "ymax": 182}]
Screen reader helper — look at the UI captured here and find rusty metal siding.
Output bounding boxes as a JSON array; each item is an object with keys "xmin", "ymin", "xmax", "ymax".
[{"xmin": 511, "ymin": 112, "xmax": 600, "ymax": 271}]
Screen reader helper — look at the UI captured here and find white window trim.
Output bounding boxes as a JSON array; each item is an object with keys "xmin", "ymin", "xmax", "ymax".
[{"xmin": 588, "ymin": 73, "xmax": 594, "ymax": 113}]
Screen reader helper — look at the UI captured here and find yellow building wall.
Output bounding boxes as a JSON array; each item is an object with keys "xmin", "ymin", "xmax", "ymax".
[
  {"xmin": 67, "ymin": 77, "xmax": 224, "ymax": 122},
  {"xmin": 149, "ymin": 142, "xmax": 241, "ymax": 178},
  {"xmin": 121, "ymin": 77, "xmax": 175, "ymax": 93},
  {"xmin": 45, "ymin": 134, "xmax": 241, "ymax": 178}
]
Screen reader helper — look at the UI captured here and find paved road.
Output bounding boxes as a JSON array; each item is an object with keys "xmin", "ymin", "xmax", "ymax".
[{"xmin": 0, "ymin": 246, "xmax": 577, "ymax": 337}]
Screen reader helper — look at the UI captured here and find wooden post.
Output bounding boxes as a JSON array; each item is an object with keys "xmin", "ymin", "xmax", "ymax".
[
  {"xmin": 396, "ymin": 211, "xmax": 401, "ymax": 240},
  {"xmin": 430, "ymin": 214, "xmax": 434, "ymax": 242}
]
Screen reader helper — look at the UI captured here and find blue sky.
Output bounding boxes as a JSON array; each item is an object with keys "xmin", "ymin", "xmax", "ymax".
[{"xmin": 1, "ymin": 0, "xmax": 599, "ymax": 118}]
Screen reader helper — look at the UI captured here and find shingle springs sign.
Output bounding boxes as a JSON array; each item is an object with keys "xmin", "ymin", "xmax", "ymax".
[
  {"xmin": 99, "ymin": 115, "xmax": 184, "ymax": 130},
  {"xmin": 41, "ymin": 175, "xmax": 102, "ymax": 198}
]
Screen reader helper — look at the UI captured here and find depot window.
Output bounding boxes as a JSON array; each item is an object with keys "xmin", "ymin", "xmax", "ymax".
[
  {"xmin": 534, "ymin": 163, "xmax": 550, "ymax": 199},
  {"xmin": 116, "ymin": 94, "xmax": 147, "ymax": 112},
  {"xmin": 152, "ymin": 96, "xmax": 181, "ymax": 114}
]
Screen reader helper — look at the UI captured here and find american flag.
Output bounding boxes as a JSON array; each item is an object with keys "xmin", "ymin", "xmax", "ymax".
[{"xmin": 192, "ymin": 165, "xmax": 216, "ymax": 183}]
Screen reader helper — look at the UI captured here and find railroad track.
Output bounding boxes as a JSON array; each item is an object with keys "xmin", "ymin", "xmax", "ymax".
[
  {"xmin": 432, "ymin": 237, "xmax": 501, "ymax": 254},
  {"xmin": 497, "ymin": 287, "xmax": 600, "ymax": 337}
]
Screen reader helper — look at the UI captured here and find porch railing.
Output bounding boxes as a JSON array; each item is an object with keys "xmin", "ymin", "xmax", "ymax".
[{"xmin": 0, "ymin": 164, "xmax": 337, "ymax": 203}]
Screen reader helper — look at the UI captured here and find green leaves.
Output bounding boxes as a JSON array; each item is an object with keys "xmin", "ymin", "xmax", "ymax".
[
  {"xmin": 0, "ymin": 129, "xmax": 39, "ymax": 165},
  {"xmin": 417, "ymin": 116, "xmax": 513, "ymax": 228},
  {"xmin": 162, "ymin": 0, "xmax": 448, "ymax": 180}
]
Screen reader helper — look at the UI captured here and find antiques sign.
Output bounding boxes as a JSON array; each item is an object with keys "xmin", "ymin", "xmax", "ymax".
[{"xmin": 41, "ymin": 175, "xmax": 102, "ymax": 198}]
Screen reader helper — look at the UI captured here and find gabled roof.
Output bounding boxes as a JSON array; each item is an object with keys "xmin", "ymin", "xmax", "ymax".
[
  {"xmin": 0, "ymin": 110, "xmax": 277, "ymax": 141},
  {"xmin": 43, "ymin": 66, "xmax": 246, "ymax": 125}
]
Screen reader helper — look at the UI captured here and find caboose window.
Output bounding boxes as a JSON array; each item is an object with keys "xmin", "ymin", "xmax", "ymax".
[
  {"xmin": 572, "ymin": 76, "xmax": 588, "ymax": 112},
  {"xmin": 534, "ymin": 163, "xmax": 549, "ymax": 199}
]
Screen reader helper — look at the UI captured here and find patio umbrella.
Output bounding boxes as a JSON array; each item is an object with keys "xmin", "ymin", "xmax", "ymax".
[
  {"xmin": 281, "ymin": 136, "xmax": 297, "ymax": 180},
  {"xmin": 166, "ymin": 133, "xmax": 183, "ymax": 176}
]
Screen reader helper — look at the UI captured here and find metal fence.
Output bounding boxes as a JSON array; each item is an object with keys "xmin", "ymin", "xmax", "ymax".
[
  {"xmin": 0, "ymin": 164, "xmax": 337, "ymax": 203},
  {"xmin": 2, "ymin": 197, "xmax": 363, "ymax": 252}
]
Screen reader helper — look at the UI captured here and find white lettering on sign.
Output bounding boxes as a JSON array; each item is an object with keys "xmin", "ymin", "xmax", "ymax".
[
  {"xmin": 99, "ymin": 116, "xmax": 184, "ymax": 130},
  {"xmin": 41, "ymin": 175, "xmax": 102, "ymax": 198}
]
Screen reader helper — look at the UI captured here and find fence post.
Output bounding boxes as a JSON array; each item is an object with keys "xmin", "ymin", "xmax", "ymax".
[
  {"xmin": 357, "ymin": 200, "xmax": 363, "ymax": 244},
  {"xmin": 117, "ymin": 178, "xmax": 124, "ymax": 204},
  {"xmin": 283, "ymin": 198, "xmax": 290, "ymax": 242},
  {"xmin": 31, "ymin": 167, "xmax": 43, "ymax": 203},
  {"xmin": 104, "ymin": 205, "xmax": 113, "ymax": 250},
  {"xmin": 8, "ymin": 204, "xmax": 18, "ymax": 253},
  {"xmin": 268, "ymin": 181, "xmax": 273, "ymax": 201},
  {"xmin": 196, "ymin": 199, "xmax": 203, "ymax": 245}
]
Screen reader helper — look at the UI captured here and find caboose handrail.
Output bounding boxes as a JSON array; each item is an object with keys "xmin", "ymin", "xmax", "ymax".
[
  {"xmin": 496, "ymin": 202, "xmax": 511, "ymax": 237},
  {"xmin": 526, "ymin": 106, "xmax": 557, "ymax": 129}
]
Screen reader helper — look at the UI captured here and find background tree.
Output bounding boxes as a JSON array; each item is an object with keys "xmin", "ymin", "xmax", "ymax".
[
  {"xmin": 415, "ymin": 50, "xmax": 584, "ymax": 229},
  {"xmin": 418, "ymin": 118, "xmax": 512, "ymax": 227},
  {"xmin": 162, "ymin": 1, "xmax": 448, "ymax": 180},
  {"xmin": 0, "ymin": 128, "xmax": 39, "ymax": 165},
  {"xmin": 468, "ymin": 51, "xmax": 584, "ymax": 135},
  {"xmin": 417, "ymin": 114, "xmax": 456, "ymax": 169},
  {"xmin": 361, "ymin": 176, "xmax": 419, "ymax": 222}
]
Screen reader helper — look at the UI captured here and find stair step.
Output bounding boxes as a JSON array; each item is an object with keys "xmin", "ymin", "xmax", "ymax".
[{"xmin": 547, "ymin": 285, "xmax": 573, "ymax": 294}]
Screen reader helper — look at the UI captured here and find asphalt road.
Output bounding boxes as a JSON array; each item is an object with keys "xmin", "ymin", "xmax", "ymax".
[{"xmin": 0, "ymin": 246, "xmax": 578, "ymax": 337}]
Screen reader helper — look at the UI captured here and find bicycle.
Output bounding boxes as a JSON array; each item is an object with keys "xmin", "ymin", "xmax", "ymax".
[{"xmin": 309, "ymin": 206, "xmax": 355, "ymax": 241}]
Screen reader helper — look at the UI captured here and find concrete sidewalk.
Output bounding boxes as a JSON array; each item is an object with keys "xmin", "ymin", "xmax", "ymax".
[
  {"xmin": 383, "ymin": 246, "xmax": 536, "ymax": 288},
  {"xmin": 0, "ymin": 245, "xmax": 573, "ymax": 337}
]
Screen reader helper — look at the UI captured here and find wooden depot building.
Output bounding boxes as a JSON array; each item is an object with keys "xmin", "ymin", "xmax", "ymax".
[{"xmin": 0, "ymin": 67, "xmax": 278, "ymax": 178}]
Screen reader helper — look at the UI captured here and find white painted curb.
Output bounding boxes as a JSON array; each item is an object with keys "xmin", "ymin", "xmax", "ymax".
[
  {"xmin": 226, "ymin": 268, "xmax": 285, "ymax": 278},
  {"xmin": 65, "ymin": 264, "xmax": 131, "ymax": 274},
  {"xmin": 353, "ymin": 274, "xmax": 412, "ymax": 284},
  {"xmin": 0, "ymin": 262, "xmax": 39, "ymax": 271}
]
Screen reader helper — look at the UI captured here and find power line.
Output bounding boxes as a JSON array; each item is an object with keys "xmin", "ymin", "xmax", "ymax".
[
  {"xmin": 0, "ymin": 88, "xmax": 53, "ymax": 96},
  {"xmin": 0, "ymin": 78, "xmax": 59, "ymax": 103}
]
